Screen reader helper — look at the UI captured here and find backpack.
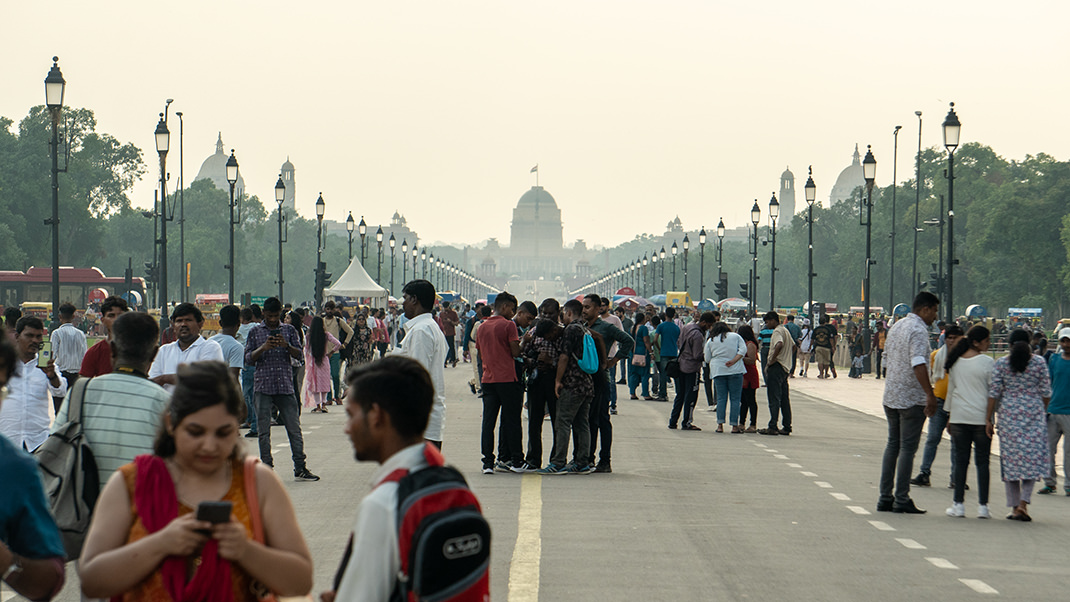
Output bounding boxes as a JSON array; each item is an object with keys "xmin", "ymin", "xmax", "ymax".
[
  {"xmin": 333, "ymin": 443, "xmax": 491, "ymax": 602},
  {"xmin": 34, "ymin": 377, "xmax": 100, "ymax": 561},
  {"xmin": 578, "ymin": 331, "xmax": 599, "ymax": 375}
]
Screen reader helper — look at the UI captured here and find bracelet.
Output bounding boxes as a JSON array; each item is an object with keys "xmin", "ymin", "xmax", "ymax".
[{"xmin": 2, "ymin": 554, "xmax": 22, "ymax": 582}]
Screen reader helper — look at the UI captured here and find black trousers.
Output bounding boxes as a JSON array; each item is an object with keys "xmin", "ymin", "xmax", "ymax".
[
  {"xmin": 950, "ymin": 423, "xmax": 991, "ymax": 505},
  {"xmin": 765, "ymin": 363, "xmax": 791, "ymax": 431},
  {"xmin": 481, "ymin": 381, "xmax": 524, "ymax": 468},
  {"xmin": 669, "ymin": 370, "xmax": 699, "ymax": 428},
  {"xmin": 588, "ymin": 373, "xmax": 613, "ymax": 465},
  {"xmin": 525, "ymin": 373, "xmax": 558, "ymax": 467},
  {"xmin": 740, "ymin": 387, "xmax": 758, "ymax": 427}
]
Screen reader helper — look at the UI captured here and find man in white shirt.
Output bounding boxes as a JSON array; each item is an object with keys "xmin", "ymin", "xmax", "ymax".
[
  {"xmin": 325, "ymin": 356, "xmax": 441, "ymax": 602},
  {"xmin": 49, "ymin": 303, "xmax": 87, "ymax": 413},
  {"xmin": 391, "ymin": 280, "xmax": 447, "ymax": 448},
  {"xmin": 0, "ymin": 317, "xmax": 66, "ymax": 450},
  {"xmin": 149, "ymin": 303, "xmax": 224, "ymax": 391}
]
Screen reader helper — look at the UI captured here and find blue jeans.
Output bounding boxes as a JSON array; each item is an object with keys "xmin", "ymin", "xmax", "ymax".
[
  {"xmin": 714, "ymin": 373, "xmax": 744, "ymax": 426},
  {"xmin": 242, "ymin": 365, "xmax": 257, "ymax": 431},
  {"xmin": 607, "ymin": 364, "xmax": 618, "ymax": 409},
  {"xmin": 917, "ymin": 399, "xmax": 957, "ymax": 480},
  {"xmin": 255, "ymin": 391, "xmax": 307, "ymax": 472},
  {"xmin": 329, "ymin": 352, "xmax": 342, "ymax": 401},
  {"xmin": 628, "ymin": 360, "xmax": 650, "ymax": 397},
  {"xmin": 879, "ymin": 405, "xmax": 927, "ymax": 506}
]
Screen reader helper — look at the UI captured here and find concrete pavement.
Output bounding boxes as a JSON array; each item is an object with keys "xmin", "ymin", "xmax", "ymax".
[{"xmin": 11, "ymin": 360, "xmax": 1070, "ymax": 601}]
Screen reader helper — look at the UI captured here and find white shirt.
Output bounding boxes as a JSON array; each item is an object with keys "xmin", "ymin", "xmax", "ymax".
[
  {"xmin": 50, "ymin": 322, "xmax": 88, "ymax": 373},
  {"xmin": 390, "ymin": 313, "xmax": 447, "ymax": 441},
  {"xmin": 148, "ymin": 336, "xmax": 225, "ymax": 392},
  {"xmin": 946, "ymin": 354, "xmax": 994, "ymax": 425},
  {"xmin": 0, "ymin": 357, "xmax": 67, "ymax": 450},
  {"xmin": 882, "ymin": 313, "xmax": 934, "ymax": 409},
  {"xmin": 703, "ymin": 332, "xmax": 748, "ymax": 379},
  {"xmin": 335, "ymin": 443, "xmax": 428, "ymax": 602}
]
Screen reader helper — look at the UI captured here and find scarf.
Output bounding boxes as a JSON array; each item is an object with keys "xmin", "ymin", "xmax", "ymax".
[{"xmin": 130, "ymin": 455, "xmax": 234, "ymax": 602}]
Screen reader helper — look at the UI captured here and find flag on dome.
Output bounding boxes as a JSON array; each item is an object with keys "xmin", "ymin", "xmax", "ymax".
[{"xmin": 530, "ymin": 165, "xmax": 538, "ymax": 173}]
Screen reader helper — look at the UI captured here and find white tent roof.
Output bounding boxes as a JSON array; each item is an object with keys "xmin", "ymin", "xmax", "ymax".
[{"xmin": 324, "ymin": 258, "xmax": 389, "ymax": 305}]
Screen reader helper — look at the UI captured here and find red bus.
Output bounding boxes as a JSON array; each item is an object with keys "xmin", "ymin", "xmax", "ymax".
[{"xmin": 0, "ymin": 267, "xmax": 147, "ymax": 310}]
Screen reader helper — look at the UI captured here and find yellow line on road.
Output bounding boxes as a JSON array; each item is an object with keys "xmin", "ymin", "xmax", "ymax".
[{"xmin": 508, "ymin": 474, "xmax": 542, "ymax": 602}]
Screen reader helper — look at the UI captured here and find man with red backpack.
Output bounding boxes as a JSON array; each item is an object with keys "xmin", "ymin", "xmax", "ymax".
[{"xmin": 325, "ymin": 356, "xmax": 489, "ymax": 602}]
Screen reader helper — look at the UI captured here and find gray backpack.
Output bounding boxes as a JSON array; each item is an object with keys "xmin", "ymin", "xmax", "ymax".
[{"xmin": 34, "ymin": 377, "xmax": 100, "ymax": 561}]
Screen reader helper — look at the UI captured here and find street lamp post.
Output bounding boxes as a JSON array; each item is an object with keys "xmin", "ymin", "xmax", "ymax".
[
  {"xmin": 942, "ymin": 102, "xmax": 961, "ymax": 324},
  {"xmin": 412, "ymin": 246, "xmax": 418, "ymax": 282},
  {"xmin": 346, "ymin": 213, "xmax": 354, "ymax": 261},
  {"xmin": 315, "ymin": 193, "xmax": 325, "ymax": 308},
  {"xmin": 358, "ymin": 217, "xmax": 367, "ymax": 269},
  {"xmin": 862, "ymin": 145, "xmax": 877, "ymax": 370},
  {"xmin": 682, "ymin": 235, "xmax": 689, "ymax": 294},
  {"xmin": 421, "ymin": 250, "xmax": 427, "ymax": 279},
  {"xmin": 716, "ymin": 219, "xmax": 725, "ymax": 300},
  {"xmin": 750, "ymin": 201, "xmax": 760, "ymax": 316},
  {"xmin": 176, "ymin": 111, "xmax": 186, "ymax": 303},
  {"xmin": 225, "ymin": 149, "xmax": 238, "ymax": 304},
  {"xmin": 44, "ymin": 57, "xmax": 65, "ymax": 329},
  {"xmin": 401, "ymin": 239, "xmax": 408, "ymax": 287},
  {"xmin": 804, "ymin": 168, "xmax": 817, "ymax": 325},
  {"xmin": 376, "ymin": 226, "xmax": 384, "ymax": 284},
  {"xmin": 642, "ymin": 255, "xmax": 649, "ymax": 298},
  {"xmin": 651, "ymin": 252, "xmax": 658, "ymax": 296},
  {"xmin": 155, "ymin": 113, "xmax": 171, "ymax": 328},
  {"xmin": 768, "ymin": 193, "xmax": 780, "ymax": 310},
  {"xmin": 890, "ymin": 125, "xmax": 902, "ymax": 313},
  {"xmin": 389, "ymin": 234, "xmax": 396, "ymax": 297},
  {"xmin": 275, "ymin": 175, "xmax": 287, "ymax": 301},
  {"xmin": 699, "ymin": 229, "xmax": 706, "ymax": 300},
  {"xmin": 912, "ymin": 111, "xmax": 923, "ymax": 301},
  {"xmin": 671, "ymin": 241, "xmax": 678, "ymax": 290},
  {"xmin": 659, "ymin": 247, "xmax": 666, "ymax": 293}
]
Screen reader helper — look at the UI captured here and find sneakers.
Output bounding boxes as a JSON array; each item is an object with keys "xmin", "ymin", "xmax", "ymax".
[
  {"xmin": 294, "ymin": 468, "xmax": 320, "ymax": 482},
  {"xmin": 536, "ymin": 464, "xmax": 567, "ymax": 475},
  {"xmin": 517, "ymin": 462, "xmax": 539, "ymax": 473},
  {"xmin": 564, "ymin": 462, "xmax": 594, "ymax": 474},
  {"xmin": 244, "ymin": 430, "xmax": 259, "ymax": 438},
  {"xmin": 609, "ymin": 408, "xmax": 618, "ymax": 415},
  {"xmin": 593, "ymin": 461, "xmax": 612, "ymax": 473},
  {"xmin": 909, "ymin": 473, "xmax": 931, "ymax": 487},
  {"xmin": 977, "ymin": 504, "xmax": 991, "ymax": 519},
  {"xmin": 482, "ymin": 466, "xmax": 494, "ymax": 475},
  {"xmin": 494, "ymin": 461, "xmax": 525, "ymax": 474},
  {"xmin": 947, "ymin": 481, "xmax": 970, "ymax": 490},
  {"xmin": 946, "ymin": 502, "xmax": 965, "ymax": 517}
]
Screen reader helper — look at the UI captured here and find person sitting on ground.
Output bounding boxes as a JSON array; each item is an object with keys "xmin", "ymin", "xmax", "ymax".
[{"xmin": 79, "ymin": 361, "xmax": 314, "ymax": 601}]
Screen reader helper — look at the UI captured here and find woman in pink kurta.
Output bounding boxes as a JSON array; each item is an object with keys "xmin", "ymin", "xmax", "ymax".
[{"xmin": 304, "ymin": 316, "xmax": 341, "ymax": 413}]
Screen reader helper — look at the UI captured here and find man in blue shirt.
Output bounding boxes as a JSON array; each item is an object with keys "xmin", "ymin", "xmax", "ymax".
[
  {"xmin": 1040, "ymin": 327, "xmax": 1070, "ymax": 494},
  {"xmin": 654, "ymin": 307, "xmax": 681, "ymax": 402},
  {"xmin": 0, "ymin": 332, "xmax": 66, "ymax": 600}
]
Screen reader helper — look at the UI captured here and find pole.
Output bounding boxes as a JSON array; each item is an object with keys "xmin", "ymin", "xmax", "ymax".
[
  {"xmin": 937, "ymin": 194, "xmax": 945, "ymax": 311},
  {"xmin": 178, "ymin": 114, "xmax": 185, "ymax": 303},
  {"xmin": 348, "ymin": 232, "xmax": 353, "ymax": 261},
  {"xmin": 946, "ymin": 151, "xmax": 955, "ymax": 324},
  {"xmin": 159, "ymin": 151, "xmax": 169, "ymax": 330},
  {"xmin": 672, "ymin": 255, "xmax": 676, "ymax": 290},
  {"xmin": 315, "ymin": 218, "xmax": 323, "ymax": 308},
  {"xmin": 808, "ymin": 202, "xmax": 814, "ymax": 326},
  {"xmin": 390, "ymin": 248, "xmax": 396, "ymax": 297},
  {"xmin": 912, "ymin": 111, "xmax": 922, "ymax": 301},
  {"xmin": 890, "ymin": 125, "xmax": 901, "ymax": 313},
  {"xmin": 228, "ymin": 182, "xmax": 235, "ymax": 304},
  {"xmin": 699, "ymin": 244, "xmax": 705, "ymax": 300},
  {"xmin": 277, "ymin": 205, "xmax": 285, "ymax": 301},
  {"xmin": 49, "ymin": 109, "xmax": 61, "ymax": 328},
  {"xmin": 864, "ymin": 183, "xmax": 873, "ymax": 371},
  {"xmin": 751, "ymin": 223, "xmax": 758, "ymax": 315},
  {"xmin": 769, "ymin": 218, "xmax": 777, "ymax": 310}
]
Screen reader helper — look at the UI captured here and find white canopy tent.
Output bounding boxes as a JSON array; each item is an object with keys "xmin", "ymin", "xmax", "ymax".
[{"xmin": 323, "ymin": 258, "xmax": 389, "ymax": 307}]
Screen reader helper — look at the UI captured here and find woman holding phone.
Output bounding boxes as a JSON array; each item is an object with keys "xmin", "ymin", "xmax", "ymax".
[{"xmin": 79, "ymin": 361, "xmax": 313, "ymax": 601}]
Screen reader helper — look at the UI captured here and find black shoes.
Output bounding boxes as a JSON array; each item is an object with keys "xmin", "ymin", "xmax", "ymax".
[
  {"xmin": 593, "ymin": 461, "xmax": 612, "ymax": 473},
  {"xmin": 682, "ymin": 424, "xmax": 702, "ymax": 431},
  {"xmin": 294, "ymin": 468, "xmax": 320, "ymax": 481},
  {"xmin": 892, "ymin": 500, "xmax": 926, "ymax": 514},
  {"xmin": 757, "ymin": 428, "xmax": 779, "ymax": 436},
  {"xmin": 876, "ymin": 499, "xmax": 894, "ymax": 512},
  {"xmin": 910, "ymin": 473, "xmax": 931, "ymax": 487},
  {"xmin": 244, "ymin": 430, "xmax": 259, "ymax": 438}
]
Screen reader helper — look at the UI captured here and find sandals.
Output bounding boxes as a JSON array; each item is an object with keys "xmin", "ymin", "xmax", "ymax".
[
  {"xmin": 731, "ymin": 426, "xmax": 743, "ymax": 434},
  {"xmin": 715, "ymin": 425, "xmax": 724, "ymax": 433}
]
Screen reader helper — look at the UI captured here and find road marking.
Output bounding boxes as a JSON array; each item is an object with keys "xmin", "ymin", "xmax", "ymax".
[
  {"xmin": 309, "ymin": 425, "xmax": 323, "ymax": 429},
  {"xmin": 2, "ymin": 587, "xmax": 16, "ymax": 601},
  {"xmin": 774, "ymin": 454, "xmax": 789, "ymax": 459},
  {"xmin": 800, "ymin": 471, "xmax": 819, "ymax": 477},
  {"xmin": 896, "ymin": 538, "xmax": 927, "ymax": 550},
  {"xmin": 846, "ymin": 506, "xmax": 871, "ymax": 515},
  {"xmin": 926, "ymin": 557, "xmax": 959, "ymax": 570},
  {"xmin": 275, "ymin": 443, "xmax": 290, "ymax": 448},
  {"xmin": 786, "ymin": 463, "xmax": 803, "ymax": 468},
  {"xmin": 830, "ymin": 493, "xmax": 851, "ymax": 501},
  {"xmin": 868, "ymin": 521, "xmax": 895, "ymax": 531},
  {"xmin": 754, "ymin": 443, "xmax": 767, "ymax": 447},
  {"xmin": 814, "ymin": 481, "xmax": 833, "ymax": 488},
  {"xmin": 764, "ymin": 449, "xmax": 778, "ymax": 453},
  {"xmin": 959, "ymin": 579, "xmax": 998, "ymax": 594},
  {"xmin": 508, "ymin": 474, "xmax": 542, "ymax": 602}
]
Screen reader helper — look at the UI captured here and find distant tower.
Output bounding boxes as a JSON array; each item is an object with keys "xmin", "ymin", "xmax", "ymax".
[
  {"xmin": 281, "ymin": 157, "xmax": 296, "ymax": 213},
  {"xmin": 779, "ymin": 166, "xmax": 796, "ymax": 220}
]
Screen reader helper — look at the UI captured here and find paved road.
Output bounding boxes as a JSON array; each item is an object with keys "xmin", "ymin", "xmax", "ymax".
[{"xmin": 9, "ymin": 365, "xmax": 1070, "ymax": 601}]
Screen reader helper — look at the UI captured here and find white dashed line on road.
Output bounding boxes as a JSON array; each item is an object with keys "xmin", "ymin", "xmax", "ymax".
[
  {"xmin": 896, "ymin": 538, "xmax": 927, "ymax": 550},
  {"xmin": 814, "ymin": 481, "xmax": 833, "ymax": 488},
  {"xmin": 868, "ymin": 521, "xmax": 896, "ymax": 531},
  {"xmin": 754, "ymin": 443, "xmax": 767, "ymax": 448},
  {"xmin": 774, "ymin": 454, "xmax": 789, "ymax": 459},
  {"xmin": 846, "ymin": 506, "xmax": 871, "ymax": 515},
  {"xmin": 309, "ymin": 425, "xmax": 322, "ymax": 429},
  {"xmin": 926, "ymin": 557, "xmax": 959, "ymax": 570},
  {"xmin": 764, "ymin": 449, "xmax": 778, "ymax": 453},
  {"xmin": 800, "ymin": 471, "xmax": 818, "ymax": 477},
  {"xmin": 786, "ymin": 463, "xmax": 802, "ymax": 468},
  {"xmin": 959, "ymin": 579, "xmax": 998, "ymax": 594},
  {"xmin": 830, "ymin": 493, "xmax": 851, "ymax": 501}
]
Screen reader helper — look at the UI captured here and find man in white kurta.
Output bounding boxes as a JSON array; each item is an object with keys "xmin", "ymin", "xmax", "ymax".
[{"xmin": 391, "ymin": 280, "xmax": 447, "ymax": 447}]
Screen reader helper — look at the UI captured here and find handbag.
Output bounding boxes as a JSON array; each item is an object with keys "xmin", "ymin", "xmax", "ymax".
[
  {"xmin": 631, "ymin": 353, "xmax": 647, "ymax": 367},
  {"xmin": 244, "ymin": 457, "xmax": 280, "ymax": 602}
]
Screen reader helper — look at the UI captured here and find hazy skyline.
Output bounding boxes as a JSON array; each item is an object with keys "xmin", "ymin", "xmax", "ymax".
[{"xmin": 3, "ymin": 1, "xmax": 1068, "ymax": 248}]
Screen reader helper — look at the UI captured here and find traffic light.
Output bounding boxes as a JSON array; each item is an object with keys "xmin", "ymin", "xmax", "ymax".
[
  {"xmin": 739, "ymin": 283, "xmax": 749, "ymax": 299},
  {"xmin": 714, "ymin": 277, "xmax": 728, "ymax": 300},
  {"xmin": 143, "ymin": 262, "xmax": 158, "ymax": 284},
  {"xmin": 320, "ymin": 261, "xmax": 332, "ymax": 290}
]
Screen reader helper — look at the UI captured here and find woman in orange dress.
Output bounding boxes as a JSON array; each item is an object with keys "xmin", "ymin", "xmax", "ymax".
[{"xmin": 79, "ymin": 361, "xmax": 313, "ymax": 601}]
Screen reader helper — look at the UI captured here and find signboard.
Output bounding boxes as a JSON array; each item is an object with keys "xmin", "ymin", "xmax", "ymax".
[{"xmin": 1008, "ymin": 308, "xmax": 1042, "ymax": 318}]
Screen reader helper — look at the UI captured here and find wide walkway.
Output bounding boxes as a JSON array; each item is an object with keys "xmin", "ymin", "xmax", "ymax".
[{"xmin": 10, "ymin": 360, "xmax": 1070, "ymax": 601}]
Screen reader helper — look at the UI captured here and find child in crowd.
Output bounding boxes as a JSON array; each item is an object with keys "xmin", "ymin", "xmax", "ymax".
[{"xmin": 849, "ymin": 349, "xmax": 864, "ymax": 378}]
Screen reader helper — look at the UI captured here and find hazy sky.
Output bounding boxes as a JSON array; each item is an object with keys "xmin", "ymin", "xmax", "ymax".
[{"xmin": 4, "ymin": 1, "xmax": 1068, "ymax": 248}]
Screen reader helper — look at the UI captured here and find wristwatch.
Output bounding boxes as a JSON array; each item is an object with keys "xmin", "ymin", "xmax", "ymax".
[{"xmin": 2, "ymin": 554, "xmax": 23, "ymax": 582}]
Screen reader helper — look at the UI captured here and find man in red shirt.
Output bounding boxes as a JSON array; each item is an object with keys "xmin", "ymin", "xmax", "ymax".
[
  {"xmin": 79, "ymin": 296, "xmax": 129, "ymax": 377},
  {"xmin": 476, "ymin": 292, "xmax": 523, "ymax": 474},
  {"xmin": 439, "ymin": 302, "xmax": 460, "ymax": 368}
]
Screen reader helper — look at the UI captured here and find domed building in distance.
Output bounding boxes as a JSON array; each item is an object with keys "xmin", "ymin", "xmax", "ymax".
[
  {"xmin": 829, "ymin": 144, "xmax": 866, "ymax": 206},
  {"xmin": 194, "ymin": 133, "xmax": 245, "ymax": 195},
  {"xmin": 500, "ymin": 186, "xmax": 576, "ymax": 278}
]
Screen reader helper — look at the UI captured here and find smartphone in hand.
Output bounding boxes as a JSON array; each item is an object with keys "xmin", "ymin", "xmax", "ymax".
[
  {"xmin": 195, "ymin": 501, "xmax": 233, "ymax": 535},
  {"xmin": 37, "ymin": 340, "xmax": 52, "ymax": 368}
]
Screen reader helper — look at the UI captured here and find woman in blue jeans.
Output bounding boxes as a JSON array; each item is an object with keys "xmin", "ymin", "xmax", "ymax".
[{"xmin": 704, "ymin": 322, "xmax": 748, "ymax": 433}]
